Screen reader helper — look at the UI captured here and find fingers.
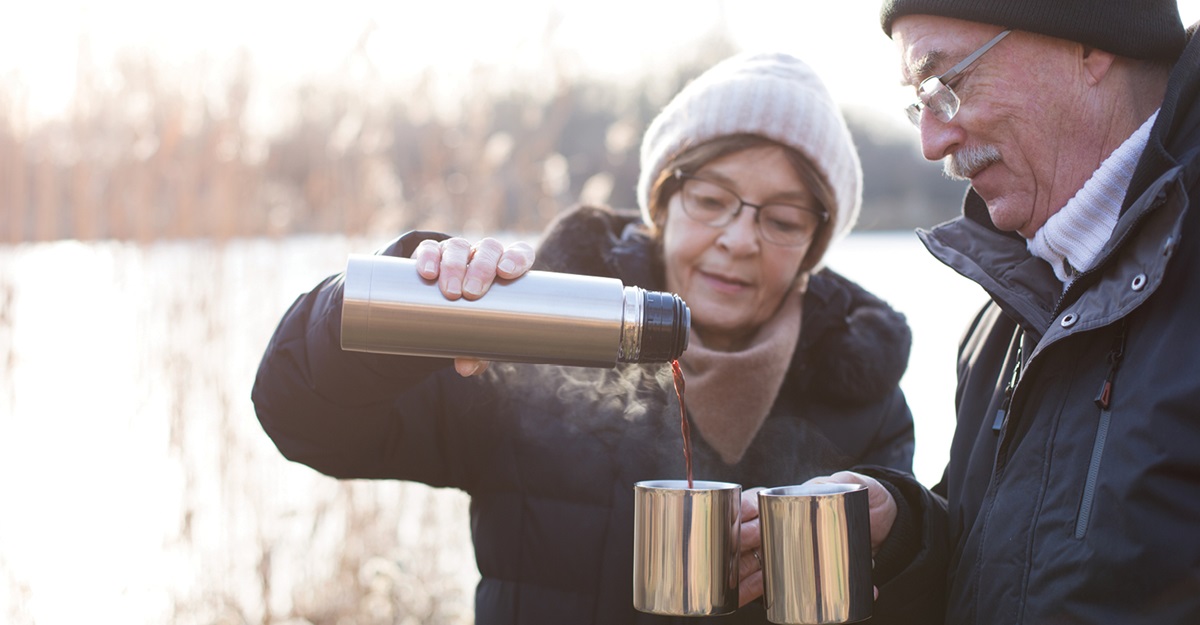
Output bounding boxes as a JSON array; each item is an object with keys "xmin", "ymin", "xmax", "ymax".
[
  {"xmin": 738, "ymin": 487, "xmax": 764, "ymax": 562},
  {"xmin": 456, "ymin": 238, "xmax": 503, "ymax": 300},
  {"xmin": 736, "ymin": 486, "xmax": 766, "ymax": 607},
  {"xmin": 738, "ymin": 568, "xmax": 764, "ymax": 608},
  {"xmin": 803, "ymin": 471, "xmax": 898, "ymax": 554},
  {"xmin": 437, "ymin": 238, "xmax": 481, "ymax": 300},
  {"xmin": 495, "ymin": 241, "xmax": 535, "ymax": 279},
  {"xmin": 738, "ymin": 512, "xmax": 762, "ymax": 554},
  {"xmin": 411, "ymin": 237, "xmax": 534, "ymax": 301},
  {"xmin": 408, "ymin": 237, "xmax": 532, "ymax": 374},
  {"xmin": 740, "ymin": 486, "xmax": 765, "ymax": 519},
  {"xmin": 803, "ymin": 470, "xmax": 869, "ymax": 488},
  {"xmin": 736, "ymin": 540, "xmax": 765, "ymax": 607},
  {"xmin": 738, "ymin": 486, "xmax": 764, "ymax": 549},
  {"xmin": 737, "ymin": 547, "xmax": 756, "ymax": 580},
  {"xmin": 454, "ymin": 358, "xmax": 490, "ymax": 377},
  {"xmin": 412, "ymin": 238, "xmax": 445, "ymax": 280}
]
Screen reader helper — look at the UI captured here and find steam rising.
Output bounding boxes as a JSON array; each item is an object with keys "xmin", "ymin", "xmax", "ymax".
[
  {"xmin": 480, "ymin": 360, "xmax": 854, "ymax": 488},
  {"xmin": 486, "ymin": 361, "xmax": 674, "ymax": 428}
]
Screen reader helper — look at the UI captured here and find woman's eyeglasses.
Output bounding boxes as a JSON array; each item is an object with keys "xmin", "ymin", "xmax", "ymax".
[{"xmin": 673, "ymin": 169, "xmax": 827, "ymax": 247}]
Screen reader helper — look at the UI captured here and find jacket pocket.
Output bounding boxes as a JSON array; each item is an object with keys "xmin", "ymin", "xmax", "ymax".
[
  {"xmin": 1076, "ymin": 320, "xmax": 1127, "ymax": 539},
  {"xmin": 1074, "ymin": 405, "xmax": 1112, "ymax": 539}
]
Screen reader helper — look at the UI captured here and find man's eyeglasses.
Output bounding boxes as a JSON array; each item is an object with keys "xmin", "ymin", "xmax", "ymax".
[
  {"xmin": 905, "ymin": 29, "xmax": 1011, "ymax": 127},
  {"xmin": 673, "ymin": 169, "xmax": 827, "ymax": 247}
]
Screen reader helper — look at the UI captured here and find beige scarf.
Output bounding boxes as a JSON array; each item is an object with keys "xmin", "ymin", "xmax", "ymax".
[{"xmin": 678, "ymin": 289, "xmax": 803, "ymax": 465}]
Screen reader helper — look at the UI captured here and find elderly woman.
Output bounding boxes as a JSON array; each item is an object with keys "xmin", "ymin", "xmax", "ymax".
[{"xmin": 253, "ymin": 51, "xmax": 914, "ymax": 623}]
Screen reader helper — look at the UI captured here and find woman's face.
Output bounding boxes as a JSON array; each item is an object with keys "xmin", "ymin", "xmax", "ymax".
[{"xmin": 661, "ymin": 145, "xmax": 815, "ymax": 351}]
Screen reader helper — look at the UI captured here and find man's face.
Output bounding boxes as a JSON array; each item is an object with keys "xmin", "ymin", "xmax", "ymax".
[{"xmin": 893, "ymin": 15, "xmax": 1098, "ymax": 238}]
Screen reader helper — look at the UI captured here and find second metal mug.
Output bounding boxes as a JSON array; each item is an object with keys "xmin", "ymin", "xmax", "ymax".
[
  {"xmin": 758, "ymin": 482, "xmax": 873, "ymax": 624},
  {"xmin": 632, "ymin": 480, "xmax": 741, "ymax": 616}
]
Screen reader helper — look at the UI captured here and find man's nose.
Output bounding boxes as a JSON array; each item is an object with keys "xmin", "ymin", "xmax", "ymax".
[{"xmin": 918, "ymin": 110, "xmax": 965, "ymax": 162}]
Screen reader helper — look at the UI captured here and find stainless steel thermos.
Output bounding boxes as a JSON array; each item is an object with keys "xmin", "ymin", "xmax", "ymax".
[{"xmin": 340, "ymin": 254, "xmax": 690, "ymax": 367}]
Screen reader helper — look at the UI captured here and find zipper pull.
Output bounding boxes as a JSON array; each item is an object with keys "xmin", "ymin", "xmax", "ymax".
[
  {"xmin": 1095, "ymin": 367, "xmax": 1116, "ymax": 410},
  {"xmin": 993, "ymin": 387, "xmax": 1012, "ymax": 432},
  {"xmin": 1094, "ymin": 321, "xmax": 1128, "ymax": 410},
  {"xmin": 993, "ymin": 344, "xmax": 1023, "ymax": 433}
]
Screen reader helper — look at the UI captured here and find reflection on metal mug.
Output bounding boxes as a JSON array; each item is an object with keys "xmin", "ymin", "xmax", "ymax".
[
  {"xmin": 632, "ymin": 480, "xmax": 742, "ymax": 616},
  {"xmin": 758, "ymin": 483, "xmax": 873, "ymax": 624}
]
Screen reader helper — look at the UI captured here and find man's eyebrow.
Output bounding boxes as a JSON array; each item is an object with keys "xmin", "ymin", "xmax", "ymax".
[{"xmin": 902, "ymin": 50, "xmax": 947, "ymax": 86}]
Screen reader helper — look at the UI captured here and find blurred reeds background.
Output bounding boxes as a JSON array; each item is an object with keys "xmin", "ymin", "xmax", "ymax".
[
  {"xmin": 0, "ymin": 20, "xmax": 969, "ymax": 246},
  {"xmin": 0, "ymin": 10, "xmax": 983, "ymax": 625}
]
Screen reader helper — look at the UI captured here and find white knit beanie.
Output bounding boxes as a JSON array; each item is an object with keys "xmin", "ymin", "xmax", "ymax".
[{"xmin": 636, "ymin": 51, "xmax": 863, "ymax": 246}]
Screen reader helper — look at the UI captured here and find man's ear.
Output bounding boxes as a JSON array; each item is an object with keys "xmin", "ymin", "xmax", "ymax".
[{"xmin": 1080, "ymin": 46, "xmax": 1117, "ymax": 86}]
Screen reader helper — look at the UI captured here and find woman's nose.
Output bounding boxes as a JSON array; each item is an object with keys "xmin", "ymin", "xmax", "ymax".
[{"xmin": 717, "ymin": 207, "xmax": 761, "ymax": 253}]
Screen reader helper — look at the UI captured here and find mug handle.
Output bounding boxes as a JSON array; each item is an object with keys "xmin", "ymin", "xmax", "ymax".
[
  {"xmin": 757, "ymin": 492, "xmax": 771, "ymax": 611},
  {"xmin": 762, "ymin": 561, "xmax": 772, "ymax": 611}
]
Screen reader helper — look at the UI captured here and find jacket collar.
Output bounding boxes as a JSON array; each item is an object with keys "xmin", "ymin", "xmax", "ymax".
[{"xmin": 918, "ymin": 194, "xmax": 1059, "ymax": 341}]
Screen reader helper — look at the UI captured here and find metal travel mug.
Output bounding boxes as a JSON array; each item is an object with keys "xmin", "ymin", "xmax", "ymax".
[
  {"xmin": 633, "ymin": 480, "xmax": 741, "ymax": 616},
  {"xmin": 340, "ymin": 254, "xmax": 690, "ymax": 367},
  {"xmin": 758, "ymin": 483, "xmax": 873, "ymax": 624}
]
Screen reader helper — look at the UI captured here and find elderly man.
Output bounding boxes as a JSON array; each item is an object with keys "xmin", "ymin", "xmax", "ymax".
[{"xmin": 736, "ymin": 1, "xmax": 1200, "ymax": 623}]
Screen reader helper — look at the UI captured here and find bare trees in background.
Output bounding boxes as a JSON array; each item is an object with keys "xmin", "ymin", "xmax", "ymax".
[
  {"xmin": 0, "ymin": 32, "xmax": 963, "ymax": 245},
  {"xmin": 0, "ymin": 48, "xmax": 265, "ymax": 243}
]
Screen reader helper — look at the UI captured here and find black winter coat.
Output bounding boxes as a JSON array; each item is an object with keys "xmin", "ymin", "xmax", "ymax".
[
  {"xmin": 863, "ymin": 24, "xmax": 1200, "ymax": 625},
  {"xmin": 252, "ymin": 205, "xmax": 915, "ymax": 624}
]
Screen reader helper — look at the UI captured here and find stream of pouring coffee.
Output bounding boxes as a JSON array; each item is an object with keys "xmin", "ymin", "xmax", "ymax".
[{"xmin": 670, "ymin": 359, "xmax": 694, "ymax": 489}]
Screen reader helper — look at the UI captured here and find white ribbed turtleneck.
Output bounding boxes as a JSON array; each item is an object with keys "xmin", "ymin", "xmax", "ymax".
[{"xmin": 1027, "ymin": 110, "xmax": 1158, "ymax": 285}]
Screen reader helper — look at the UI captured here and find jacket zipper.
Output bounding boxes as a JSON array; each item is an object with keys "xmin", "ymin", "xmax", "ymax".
[
  {"xmin": 1053, "ymin": 176, "xmax": 1164, "ymax": 538},
  {"xmin": 1075, "ymin": 320, "xmax": 1128, "ymax": 539},
  {"xmin": 992, "ymin": 343, "xmax": 1023, "ymax": 433}
]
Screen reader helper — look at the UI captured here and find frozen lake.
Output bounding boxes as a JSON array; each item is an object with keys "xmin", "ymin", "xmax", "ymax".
[{"xmin": 0, "ymin": 231, "xmax": 986, "ymax": 623}]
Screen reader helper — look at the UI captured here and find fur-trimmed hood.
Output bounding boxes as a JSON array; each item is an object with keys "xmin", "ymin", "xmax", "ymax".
[{"xmin": 533, "ymin": 204, "xmax": 912, "ymax": 406}]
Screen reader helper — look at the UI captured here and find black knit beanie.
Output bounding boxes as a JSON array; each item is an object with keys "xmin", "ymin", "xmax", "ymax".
[{"xmin": 880, "ymin": 0, "xmax": 1186, "ymax": 62}]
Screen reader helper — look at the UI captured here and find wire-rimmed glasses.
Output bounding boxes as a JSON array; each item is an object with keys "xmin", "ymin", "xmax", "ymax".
[
  {"xmin": 673, "ymin": 169, "xmax": 827, "ymax": 247},
  {"xmin": 905, "ymin": 29, "xmax": 1011, "ymax": 126}
]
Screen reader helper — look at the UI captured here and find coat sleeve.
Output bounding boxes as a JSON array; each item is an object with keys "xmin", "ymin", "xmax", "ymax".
[
  {"xmin": 802, "ymin": 269, "xmax": 916, "ymax": 474},
  {"xmin": 856, "ymin": 387, "xmax": 916, "ymax": 473},
  {"xmin": 250, "ymin": 231, "xmax": 483, "ymax": 486}
]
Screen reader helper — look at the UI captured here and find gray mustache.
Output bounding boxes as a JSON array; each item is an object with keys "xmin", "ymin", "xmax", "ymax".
[{"xmin": 944, "ymin": 145, "xmax": 1002, "ymax": 180}]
